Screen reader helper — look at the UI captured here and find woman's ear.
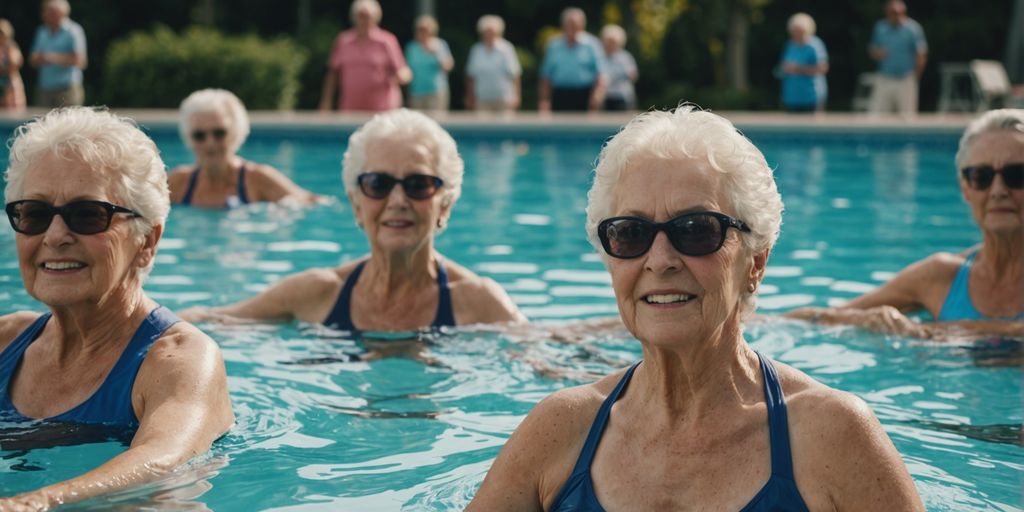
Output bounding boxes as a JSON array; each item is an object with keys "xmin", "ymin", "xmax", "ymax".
[
  {"xmin": 136, "ymin": 224, "xmax": 164, "ymax": 270},
  {"xmin": 749, "ymin": 247, "xmax": 770, "ymax": 285}
]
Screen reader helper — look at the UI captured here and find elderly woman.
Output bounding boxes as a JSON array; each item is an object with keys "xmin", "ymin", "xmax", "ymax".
[
  {"xmin": 0, "ymin": 19, "xmax": 26, "ymax": 110},
  {"xmin": 182, "ymin": 108, "xmax": 524, "ymax": 332},
  {"xmin": 599, "ymin": 24, "xmax": 637, "ymax": 111},
  {"xmin": 788, "ymin": 109, "xmax": 1024, "ymax": 336},
  {"xmin": 169, "ymin": 89, "xmax": 320, "ymax": 208},
  {"xmin": 468, "ymin": 106, "xmax": 922, "ymax": 511},
  {"xmin": 0, "ymin": 108, "xmax": 233, "ymax": 508},
  {"xmin": 777, "ymin": 13, "xmax": 828, "ymax": 112},
  {"xmin": 405, "ymin": 15, "xmax": 453, "ymax": 112},
  {"xmin": 465, "ymin": 15, "xmax": 521, "ymax": 113},
  {"xmin": 318, "ymin": 0, "xmax": 411, "ymax": 112}
]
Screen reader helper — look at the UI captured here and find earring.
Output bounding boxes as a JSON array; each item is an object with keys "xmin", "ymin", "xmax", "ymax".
[
  {"xmin": 436, "ymin": 218, "xmax": 445, "ymax": 229},
  {"xmin": 747, "ymin": 282, "xmax": 757, "ymax": 293}
]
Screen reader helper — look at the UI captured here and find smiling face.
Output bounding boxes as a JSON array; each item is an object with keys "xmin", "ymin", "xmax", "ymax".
[
  {"xmin": 605, "ymin": 155, "xmax": 763, "ymax": 347},
  {"xmin": 15, "ymin": 152, "xmax": 158, "ymax": 309},
  {"xmin": 188, "ymin": 110, "xmax": 233, "ymax": 165},
  {"xmin": 349, "ymin": 136, "xmax": 451, "ymax": 256},
  {"xmin": 960, "ymin": 130, "xmax": 1024, "ymax": 234}
]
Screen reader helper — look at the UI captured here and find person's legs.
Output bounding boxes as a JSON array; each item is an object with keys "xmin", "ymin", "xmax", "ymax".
[
  {"xmin": 36, "ymin": 85, "xmax": 83, "ymax": 108},
  {"xmin": 552, "ymin": 87, "xmax": 591, "ymax": 111},
  {"xmin": 897, "ymin": 75, "xmax": 918, "ymax": 117}
]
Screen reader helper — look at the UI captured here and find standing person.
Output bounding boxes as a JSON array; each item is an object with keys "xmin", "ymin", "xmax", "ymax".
[
  {"xmin": 867, "ymin": 0, "xmax": 927, "ymax": 116},
  {"xmin": 468, "ymin": 105, "xmax": 923, "ymax": 511},
  {"xmin": 169, "ymin": 89, "xmax": 322, "ymax": 208},
  {"xmin": 405, "ymin": 15, "xmax": 453, "ymax": 112},
  {"xmin": 318, "ymin": 0, "xmax": 411, "ymax": 112},
  {"xmin": 538, "ymin": 7, "xmax": 606, "ymax": 113},
  {"xmin": 778, "ymin": 13, "xmax": 828, "ymax": 112},
  {"xmin": 465, "ymin": 15, "xmax": 521, "ymax": 113},
  {"xmin": 599, "ymin": 24, "xmax": 637, "ymax": 111},
  {"xmin": 29, "ymin": 0, "xmax": 86, "ymax": 108},
  {"xmin": 0, "ymin": 19, "xmax": 26, "ymax": 110},
  {"xmin": 0, "ymin": 107, "xmax": 233, "ymax": 509}
]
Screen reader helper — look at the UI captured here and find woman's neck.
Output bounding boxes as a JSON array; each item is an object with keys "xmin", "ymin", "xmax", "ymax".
[
  {"xmin": 45, "ymin": 290, "xmax": 154, "ymax": 367},
  {"xmin": 978, "ymin": 230, "xmax": 1024, "ymax": 280},
  {"xmin": 200, "ymin": 155, "xmax": 240, "ymax": 183},
  {"xmin": 364, "ymin": 245, "xmax": 437, "ymax": 298}
]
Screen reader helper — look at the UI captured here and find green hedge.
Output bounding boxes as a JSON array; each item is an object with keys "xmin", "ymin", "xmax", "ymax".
[{"xmin": 102, "ymin": 25, "xmax": 308, "ymax": 110}]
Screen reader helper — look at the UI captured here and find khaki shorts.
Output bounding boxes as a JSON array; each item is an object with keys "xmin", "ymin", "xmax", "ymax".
[{"xmin": 36, "ymin": 84, "xmax": 84, "ymax": 108}]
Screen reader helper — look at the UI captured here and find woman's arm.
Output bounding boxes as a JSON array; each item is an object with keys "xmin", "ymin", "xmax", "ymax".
[
  {"xmin": 247, "ymin": 163, "xmax": 325, "ymax": 205},
  {"xmin": 0, "ymin": 327, "xmax": 233, "ymax": 510},
  {"xmin": 179, "ymin": 268, "xmax": 341, "ymax": 324}
]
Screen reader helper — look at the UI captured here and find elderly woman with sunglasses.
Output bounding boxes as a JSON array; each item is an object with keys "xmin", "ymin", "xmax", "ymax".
[
  {"xmin": 469, "ymin": 106, "xmax": 922, "ymax": 511},
  {"xmin": 787, "ymin": 109, "xmax": 1024, "ymax": 336},
  {"xmin": 0, "ymin": 108, "xmax": 233, "ymax": 509},
  {"xmin": 169, "ymin": 88, "xmax": 320, "ymax": 208},
  {"xmin": 182, "ymin": 108, "xmax": 524, "ymax": 332}
]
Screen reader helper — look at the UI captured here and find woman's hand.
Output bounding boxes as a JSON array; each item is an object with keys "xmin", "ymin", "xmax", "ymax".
[{"xmin": 0, "ymin": 487, "xmax": 60, "ymax": 512}]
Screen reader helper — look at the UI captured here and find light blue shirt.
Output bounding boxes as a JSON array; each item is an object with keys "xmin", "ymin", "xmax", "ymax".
[
  {"xmin": 466, "ymin": 39, "xmax": 521, "ymax": 102},
  {"xmin": 30, "ymin": 19, "xmax": 86, "ymax": 91},
  {"xmin": 405, "ymin": 38, "xmax": 451, "ymax": 96},
  {"xmin": 540, "ymin": 32, "xmax": 605, "ymax": 89},
  {"xmin": 870, "ymin": 18, "xmax": 926, "ymax": 78},
  {"xmin": 604, "ymin": 48, "xmax": 637, "ymax": 107},
  {"xmin": 780, "ymin": 36, "xmax": 828, "ymax": 108}
]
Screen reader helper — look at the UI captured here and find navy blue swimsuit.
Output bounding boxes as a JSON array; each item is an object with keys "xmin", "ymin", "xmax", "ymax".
[
  {"xmin": 178, "ymin": 163, "xmax": 250, "ymax": 206},
  {"xmin": 550, "ymin": 352, "xmax": 809, "ymax": 512},
  {"xmin": 0, "ymin": 306, "xmax": 180, "ymax": 428},
  {"xmin": 322, "ymin": 259, "xmax": 456, "ymax": 333}
]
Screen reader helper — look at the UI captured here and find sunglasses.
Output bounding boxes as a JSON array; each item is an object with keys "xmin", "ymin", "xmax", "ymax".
[
  {"xmin": 960, "ymin": 163, "xmax": 1024, "ymax": 190},
  {"xmin": 5, "ymin": 200, "xmax": 142, "ymax": 236},
  {"xmin": 598, "ymin": 211, "xmax": 751, "ymax": 259},
  {"xmin": 190, "ymin": 128, "xmax": 228, "ymax": 143},
  {"xmin": 357, "ymin": 172, "xmax": 444, "ymax": 200}
]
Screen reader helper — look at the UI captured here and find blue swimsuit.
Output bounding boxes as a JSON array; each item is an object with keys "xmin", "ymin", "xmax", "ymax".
[
  {"xmin": 0, "ymin": 306, "xmax": 180, "ymax": 428},
  {"xmin": 938, "ymin": 251, "xmax": 1024, "ymax": 321},
  {"xmin": 550, "ymin": 352, "xmax": 809, "ymax": 512},
  {"xmin": 322, "ymin": 259, "xmax": 456, "ymax": 332},
  {"xmin": 178, "ymin": 163, "xmax": 250, "ymax": 206}
]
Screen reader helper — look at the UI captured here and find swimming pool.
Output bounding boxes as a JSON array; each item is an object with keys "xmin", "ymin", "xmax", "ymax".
[{"xmin": 0, "ymin": 120, "xmax": 1020, "ymax": 511}]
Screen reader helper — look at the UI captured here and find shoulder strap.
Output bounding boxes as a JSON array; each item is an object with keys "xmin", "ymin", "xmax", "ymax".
[
  {"xmin": 237, "ymin": 162, "xmax": 249, "ymax": 204},
  {"xmin": 323, "ymin": 261, "xmax": 366, "ymax": 332},
  {"xmin": 432, "ymin": 258, "xmax": 455, "ymax": 328},
  {"xmin": 756, "ymin": 352, "xmax": 797, "ymax": 480},
  {"xmin": 0, "ymin": 313, "xmax": 52, "ymax": 408},
  {"xmin": 569, "ymin": 361, "xmax": 641, "ymax": 476},
  {"xmin": 180, "ymin": 166, "xmax": 201, "ymax": 205},
  {"xmin": 938, "ymin": 250, "xmax": 980, "ymax": 321}
]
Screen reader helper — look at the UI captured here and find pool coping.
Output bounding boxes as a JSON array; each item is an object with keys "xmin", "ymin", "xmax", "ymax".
[{"xmin": 0, "ymin": 109, "xmax": 977, "ymax": 136}]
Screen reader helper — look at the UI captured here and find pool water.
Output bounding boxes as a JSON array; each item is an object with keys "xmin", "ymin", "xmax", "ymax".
[{"xmin": 0, "ymin": 125, "xmax": 1020, "ymax": 511}]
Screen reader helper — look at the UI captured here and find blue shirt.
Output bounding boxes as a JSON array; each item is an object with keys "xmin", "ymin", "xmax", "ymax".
[
  {"xmin": 540, "ymin": 33, "xmax": 605, "ymax": 89},
  {"xmin": 30, "ymin": 19, "xmax": 86, "ymax": 90},
  {"xmin": 604, "ymin": 49, "xmax": 637, "ymax": 106},
  {"xmin": 870, "ymin": 18, "xmax": 926, "ymax": 78},
  {"xmin": 780, "ymin": 36, "xmax": 828, "ymax": 108},
  {"xmin": 405, "ymin": 38, "xmax": 451, "ymax": 96},
  {"xmin": 466, "ymin": 39, "xmax": 521, "ymax": 102}
]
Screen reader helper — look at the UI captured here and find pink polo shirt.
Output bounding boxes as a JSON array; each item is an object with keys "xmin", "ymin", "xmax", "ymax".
[{"xmin": 327, "ymin": 27, "xmax": 406, "ymax": 111}]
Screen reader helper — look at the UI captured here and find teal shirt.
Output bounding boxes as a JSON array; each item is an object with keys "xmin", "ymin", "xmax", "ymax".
[
  {"xmin": 30, "ymin": 19, "xmax": 86, "ymax": 90},
  {"xmin": 870, "ymin": 18, "xmax": 926, "ymax": 78},
  {"xmin": 405, "ymin": 39, "xmax": 451, "ymax": 96}
]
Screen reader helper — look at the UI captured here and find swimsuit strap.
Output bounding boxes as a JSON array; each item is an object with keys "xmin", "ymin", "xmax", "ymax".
[
  {"xmin": 938, "ymin": 250, "xmax": 981, "ymax": 321},
  {"xmin": 323, "ymin": 260, "xmax": 367, "ymax": 333},
  {"xmin": 180, "ymin": 166, "xmax": 201, "ymax": 205},
  {"xmin": 237, "ymin": 162, "xmax": 250, "ymax": 204},
  {"xmin": 431, "ymin": 258, "xmax": 455, "ymax": 327},
  {"xmin": 0, "ymin": 313, "xmax": 53, "ymax": 415},
  {"xmin": 569, "ymin": 361, "xmax": 641, "ymax": 476},
  {"xmin": 755, "ymin": 351, "xmax": 796, "ymax": 480}
]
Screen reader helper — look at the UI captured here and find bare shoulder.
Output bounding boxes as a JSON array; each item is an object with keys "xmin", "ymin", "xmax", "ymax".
[
  {"xmin": 167, "ymin": 165, "xmax": 195, "ymax": 201},
  {"xmin": 443, "ymin": 259, "xmax": 525, "ymax": 324},
  {"xmin": 144, "ymin": 321, "xmax": 224, "ymax": 370},
  {"xmin": 0, "ymin": 311, "xmax": 45, "ymax": 351}
]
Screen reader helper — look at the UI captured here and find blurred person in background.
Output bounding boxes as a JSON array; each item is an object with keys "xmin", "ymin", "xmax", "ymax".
[
  {"xmin": 29, "ymin": 0, "xmax": 86, "ymax": 108},
  {"xmin": 319, "ymin": 0, "xmax": 410, "ymax": 112},
  {"xmin": 599, "ymin": 24, "xmax": 637, "ymax": 111},
  {"xmin": 538, "ymin": 7, "xmax": 606, "ymax": 113},
  {"xmin": 169, "ymin": 89, "xmax": 321, "ymax": 208},
  {"xmin": 0, "ymin": 18, "xmax": 26, "ymax": 110},
  {"xmin": 777, "ymin": 13, "xmax": 828, "ymax": 112},
  {"xmin": 465, "ymin": 15, "xmax": 521, "ymax": 114},
  {"xmin": 405, "ymin": 15, "xmax": 453, "ymax": 112},
  {"xmin": 867, "ymin": 0, "xmax": 927, "ymax": 116}
]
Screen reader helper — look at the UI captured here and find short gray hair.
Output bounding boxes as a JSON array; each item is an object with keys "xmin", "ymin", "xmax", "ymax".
[
  {"xmin": 585, "ymin": 105, "xmax": 783, "ymax": 315},
  {"xmin": 787, "ymin": 13, "xmax": 816, "ymax": 36},
  {"xmin": 44, "ymin": 0, "xmax": 70, "ymax": 15},
  {"xmin": 342, "ymin": 109, "xmax": 463, "ymax": 230},
  {"xmin": 561, "ymin": 7, "xmax": 586, "ymax": 27},
  {"xmin": 5, "ymin": 107, "xmax": 170, "ymax": 277},
  {"xmin": 600, "ymin": 24, "xmax": 626, "ymax": 47},
  {"xmin": 178, "ymin": 88, "xmax": 251, "ymax": 154},
  {"xmin": 350, "ymin": 0, "xmax": 382, "ymax": 24},
  {"xmin": 955, "ymin": 109, "xmax": 1024, "ymax": 171},
  {"xmin": 477, "ymin": 14, "xmax": 505, "ymax": 36},
  {"xmin": 415, "ymin": 14, "xmax": 438, "ymax": 35}
]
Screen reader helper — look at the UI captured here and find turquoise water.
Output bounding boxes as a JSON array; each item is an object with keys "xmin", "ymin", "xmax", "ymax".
[{"xmin": 0, "ymin": 124, "xmax": 1020, "ymax": 511}]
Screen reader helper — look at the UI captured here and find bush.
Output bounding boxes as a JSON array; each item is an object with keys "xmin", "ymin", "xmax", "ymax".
[{"xmin": 102, "ymin": 25, "xmax": 308, "ymax": 110}]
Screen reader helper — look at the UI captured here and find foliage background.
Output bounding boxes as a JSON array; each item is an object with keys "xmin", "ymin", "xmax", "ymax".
[{"xmin": 0, "ymin": 0, "xmax": 1014, "ymax": 111}]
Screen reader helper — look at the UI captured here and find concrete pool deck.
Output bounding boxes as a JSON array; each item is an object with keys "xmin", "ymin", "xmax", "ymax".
[{"xmin": 0, "ymin": 109, "xmax": 980, "ymax": 135}]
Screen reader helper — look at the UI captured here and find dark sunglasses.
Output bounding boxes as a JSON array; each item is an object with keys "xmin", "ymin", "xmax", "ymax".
[
  {"xmin": 960, "ymin": 163, "xmax": 1024, "ymax": 190},
  {"xmin": 5, "ymin": 200, "xmax": 142, "ymax": 236},
  {"xmin": 598, "ymin": 211, "xmax": 751, "ymax": 259},
  {"xmin": 190, "ymin": 128, "xmax": 228, "ymax": 143},
  {"xmin": 357, "ymin": 172, "xmax": 444, "ymax": 200}
]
